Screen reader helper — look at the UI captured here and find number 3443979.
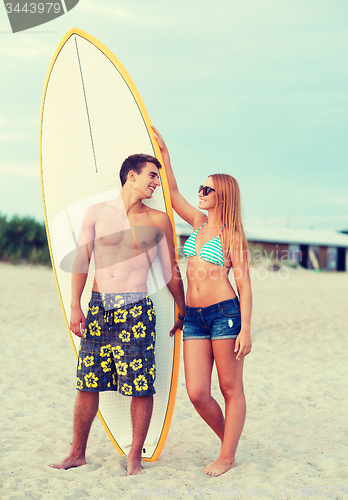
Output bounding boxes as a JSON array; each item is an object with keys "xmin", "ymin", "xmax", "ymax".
[{"xmin": 5, "ymin": 3, "xmax": 61, "ymax": 14}]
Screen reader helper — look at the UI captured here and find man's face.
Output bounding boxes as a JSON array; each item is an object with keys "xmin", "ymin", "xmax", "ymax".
[{"xmin": 134, "ymin": 162, "xmax": 161, "ymax": 198}]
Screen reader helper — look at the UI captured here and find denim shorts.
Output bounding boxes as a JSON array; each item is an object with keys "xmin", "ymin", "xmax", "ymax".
[
  {"xmin": 182, "ymin": 297, "xmax": 241, "ymax": 341},
  {"xmin": 76, "ymin": 292, "xmax": 156, "ymax": 396}
]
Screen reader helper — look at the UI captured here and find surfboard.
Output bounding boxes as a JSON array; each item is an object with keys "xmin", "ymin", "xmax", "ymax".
[{"xmin": 40, "ymin": 27, "xmax": 180, "ymax": 462}]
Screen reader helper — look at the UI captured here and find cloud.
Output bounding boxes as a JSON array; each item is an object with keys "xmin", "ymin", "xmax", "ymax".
[
  {"xmin": 0, "ymin": 133, "xmax": 36, "ymax": 143},
  {"xmin": 0, "ymin": 116, "xmax": 38, "ymax": 144},
  {"xmin": 78, "ymin": 0, "xmax": 130, "ymax": 18},
  {"xmin": 332, "ymin": 196, "xmax": 348, "ymax": 206},
  {"xmin": 0, "ymin": 161, "xmax": 39, "ymax": 178},
  {"xmin": 244, "ymin": 214, "xmax": 348, "ymax": 231},
  {"xmin": 0, "ymin": 37, "xmax": 50, "ymax": 58}
]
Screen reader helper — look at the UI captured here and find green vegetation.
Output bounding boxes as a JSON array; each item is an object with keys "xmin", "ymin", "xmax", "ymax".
[{"xmin": 0, "ymin": 213, "xmax": 51, "ymax": 266}]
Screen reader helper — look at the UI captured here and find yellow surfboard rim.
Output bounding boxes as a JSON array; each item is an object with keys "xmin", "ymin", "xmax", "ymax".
[{"xmin": 39, "ymin": 27, "xmax": 181, "ymax": 462}]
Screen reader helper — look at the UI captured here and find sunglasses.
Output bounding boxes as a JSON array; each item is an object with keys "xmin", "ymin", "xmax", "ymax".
[{"xmin": 198, "ymin": 185, "xmax": 216, "ymax": 196}]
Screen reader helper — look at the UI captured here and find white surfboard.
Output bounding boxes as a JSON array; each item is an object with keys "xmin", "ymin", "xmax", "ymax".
[{"xmin": 40, "ymin": 28, "xmax": 180, "ymax": 461}]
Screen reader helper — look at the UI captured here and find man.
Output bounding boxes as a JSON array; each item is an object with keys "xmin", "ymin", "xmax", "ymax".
[{"xmin": 50, "ymin": 154, "xmax": 185, "ymax": 475}]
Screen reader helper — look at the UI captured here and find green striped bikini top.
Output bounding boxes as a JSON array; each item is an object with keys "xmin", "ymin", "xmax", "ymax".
[{"xmin": 183, "ymin": 221, "xmax": 230, "ymax": 268}]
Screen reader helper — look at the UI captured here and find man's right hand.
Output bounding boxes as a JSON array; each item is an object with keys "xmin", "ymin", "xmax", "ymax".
[{"xmin": 70, "ymin": 307, "xmax": 86, "ymax": 338}]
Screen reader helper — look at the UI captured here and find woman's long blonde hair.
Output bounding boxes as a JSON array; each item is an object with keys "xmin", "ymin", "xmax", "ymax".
[{"xmin": 209, "ymin": 173, "xmax": 250, "ymax": 266}]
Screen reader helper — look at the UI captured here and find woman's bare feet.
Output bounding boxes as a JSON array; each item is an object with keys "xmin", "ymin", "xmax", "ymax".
[
  {"xmin": 202, "ymin": 458, "xmax": 235, "ymax": 477},
  {"xmin": 49, "ymin": 455, "xmax": 87, "ymax": 470}
]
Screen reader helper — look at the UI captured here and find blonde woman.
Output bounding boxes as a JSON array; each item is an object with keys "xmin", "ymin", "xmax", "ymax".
[{"xmin": 153, "ymin": 127, "xmax": 252, "ymax": 477}]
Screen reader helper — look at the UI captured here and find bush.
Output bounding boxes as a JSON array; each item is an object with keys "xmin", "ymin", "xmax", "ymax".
[{"xmin": 0, "ymin": 213, "xmax": 51, "ymax": 266}]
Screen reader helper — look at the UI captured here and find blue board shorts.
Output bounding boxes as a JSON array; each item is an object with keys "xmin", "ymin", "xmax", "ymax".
[
  {"xmin": 182, "ymin": 297, "xmax": 241, "ymax": 341},
  {"xmin": 76, "ymin": 291, "xmax": 156, "ymax": 397}
]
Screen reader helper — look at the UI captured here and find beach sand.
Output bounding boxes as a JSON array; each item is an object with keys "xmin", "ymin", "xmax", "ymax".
[{"xmin": 1, "ymin": 261, "xmax": 347, "ymax": 499}]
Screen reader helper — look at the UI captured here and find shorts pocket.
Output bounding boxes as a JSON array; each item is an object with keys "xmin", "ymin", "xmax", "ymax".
[{"xmin": 219, "ymin": 302, "xmax": 240, "ymax": 318}]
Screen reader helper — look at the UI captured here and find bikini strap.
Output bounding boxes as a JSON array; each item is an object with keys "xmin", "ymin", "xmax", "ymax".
[
  {"xmin": 193, "ymin": 220, "xmax": 208, "ymax": 233},
  {"xmin": 199, "ymin": 220, "xmax": 208, "ymax": 229}
]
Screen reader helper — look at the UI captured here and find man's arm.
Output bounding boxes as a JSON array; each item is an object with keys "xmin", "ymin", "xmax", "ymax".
[
  {"xmin": 156, "ymin": 212, "xmax": 186, "ymax": 336},
  {"xmin": 70, "ymin": 205, "xmax": 97, "ymax": 338}
]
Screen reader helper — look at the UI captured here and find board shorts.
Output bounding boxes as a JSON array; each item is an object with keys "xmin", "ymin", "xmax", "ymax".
[
  {"xmin": 182, "ymin": 297, "xmax": 241, "ymax": 341},
  {"xmin": 76, "ymin": 291, "xmax": 156, "ymax": 397}
]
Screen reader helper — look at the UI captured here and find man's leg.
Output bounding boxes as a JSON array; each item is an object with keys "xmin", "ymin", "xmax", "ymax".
[
  {"xmin": 50, "ymin": 391, "xmax": 99, "ymax": 469},
  {"xmin": 126, "ymin": 395, "xmax": 153, "ymax": 475}
]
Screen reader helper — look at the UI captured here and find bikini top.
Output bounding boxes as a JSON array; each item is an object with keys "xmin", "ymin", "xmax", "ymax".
[{"xmin": 183, "ymin": 221, "xmax": 230, "ymax": 268}]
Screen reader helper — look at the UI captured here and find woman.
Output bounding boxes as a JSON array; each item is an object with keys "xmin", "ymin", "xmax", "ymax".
[{"xmin": 153, "ymin": 127, "xmax": 252, "ymax": 477}]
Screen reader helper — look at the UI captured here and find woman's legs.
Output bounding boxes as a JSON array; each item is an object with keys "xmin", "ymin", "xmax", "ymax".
[
  {"xmin": 203, "ymin": 338, "xmax": 246, "ymax": 476},
  {"xmin": 183, "ymin": 339, "xmax": 225, "ymax": 441}
]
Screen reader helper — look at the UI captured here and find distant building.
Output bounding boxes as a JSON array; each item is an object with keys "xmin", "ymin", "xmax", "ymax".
[{"xmin": 175, "ymin": 222, "xmax": 348, "ymax": 272}]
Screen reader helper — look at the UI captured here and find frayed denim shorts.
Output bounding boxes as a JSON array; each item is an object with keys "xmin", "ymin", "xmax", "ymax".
[{"xmin": 182, "ymin": 297, "xmax": 241, "ymax": 341}]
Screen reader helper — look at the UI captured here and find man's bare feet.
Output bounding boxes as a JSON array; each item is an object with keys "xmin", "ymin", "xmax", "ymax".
[
  {"xmin": 49, "ymin": 455, "xmax": 87, "ymax": 470},
  {"xmin": 202, "ymin": 458, "xmax": 235, "ymax": 477},
  {"xmin": 126, "ymin": 454, "xmax": 145, "ymax": 476}
]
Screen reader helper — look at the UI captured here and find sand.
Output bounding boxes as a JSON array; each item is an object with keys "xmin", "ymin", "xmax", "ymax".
[{"xmin": 1, "ymin": 261, "xmax": 347, "ymax": 499}]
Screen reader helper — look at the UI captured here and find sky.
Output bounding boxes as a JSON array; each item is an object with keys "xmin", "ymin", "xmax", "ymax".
[{"xmin": 0, "ymin": 0, "xmax": 347, "ymax": 231}]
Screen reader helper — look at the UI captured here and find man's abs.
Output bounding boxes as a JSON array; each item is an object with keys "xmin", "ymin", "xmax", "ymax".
[{"xmin": 92, "ymin": 249, "xmax": 157, "ymax": 293}]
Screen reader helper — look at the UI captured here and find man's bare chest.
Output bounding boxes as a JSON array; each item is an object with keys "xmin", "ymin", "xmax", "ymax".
[{"xmin": 95, "ymin": 220, "xmax": 163, "ymax": 254}]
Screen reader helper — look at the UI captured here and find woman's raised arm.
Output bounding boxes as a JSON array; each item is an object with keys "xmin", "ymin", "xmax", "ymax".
[{"xmin": 152, "ymin": 126, "xmax": 205, "ymax": 228}]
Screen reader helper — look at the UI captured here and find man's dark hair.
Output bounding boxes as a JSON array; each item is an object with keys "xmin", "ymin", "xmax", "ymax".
[{"xmin": 119, "ymin": 154, "xmax": 162, "ymax": 186}]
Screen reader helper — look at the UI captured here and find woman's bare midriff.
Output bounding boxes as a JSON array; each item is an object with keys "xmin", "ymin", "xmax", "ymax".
[{"xmin": 185, "ymin": 257, "xmax": 236, "ymax": 308}]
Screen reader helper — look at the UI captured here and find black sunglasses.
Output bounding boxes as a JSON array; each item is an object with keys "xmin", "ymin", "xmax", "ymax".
[{"xmin": 198, "ymin": 185, "xmax": 216, "ymax": 196}]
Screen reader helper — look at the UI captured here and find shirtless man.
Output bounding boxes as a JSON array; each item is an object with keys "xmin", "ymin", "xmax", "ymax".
[{"xmin": 50, "ymin": 154, "xmax": 185, "ymax": 475}]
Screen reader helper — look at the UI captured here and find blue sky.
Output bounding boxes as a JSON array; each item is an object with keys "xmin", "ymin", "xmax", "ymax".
[{"xmin": 0, "ymin": 0, "xmax": 347, "ymax": 230}]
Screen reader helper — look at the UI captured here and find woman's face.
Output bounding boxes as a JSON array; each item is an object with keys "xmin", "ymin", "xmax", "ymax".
[{"xmin": 198, "ymin": 177, "xmax": 216, "ymax": 210}]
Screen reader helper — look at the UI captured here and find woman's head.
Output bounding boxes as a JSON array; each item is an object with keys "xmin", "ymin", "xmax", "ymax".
[
  {"xmin": 208, "ymin": 174, "xmax": 241, "ymax": 228},
  {"xmin": 207, "ymin": 173, "xmax": 249, "ymax": 264},
  {"xmin": 198, "ymin": 177, "xmax": 217, "ymax": 210}
]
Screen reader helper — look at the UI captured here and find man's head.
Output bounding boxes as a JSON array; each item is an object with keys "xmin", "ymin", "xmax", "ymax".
[{"xmin": 120, "ymin": 154, "xmax": 162, "ymax": 187}]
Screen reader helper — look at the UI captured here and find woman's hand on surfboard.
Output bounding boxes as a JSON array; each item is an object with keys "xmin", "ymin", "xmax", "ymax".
[
  {"xmin": 151, "ymin": 126, "xmax": 168, "ymax": 154},
  {"xmin": 169, "ymin": 318, "xmax": 184, "ymax": 337},
  {"xmin": 70, "ymin": 306, "xmax": 86, "ymax": 338}
]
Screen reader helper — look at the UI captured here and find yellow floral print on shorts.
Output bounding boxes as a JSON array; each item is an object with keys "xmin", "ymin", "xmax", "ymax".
[
  {"xmin": 83, "ymin": 355, "xmax": 94, "ymax": 367},
  {"xmin": 119, "ymin": 330, "xmax": 130, "ymax": 342},
  {"xmin": 88, "ymin": 320, "xmax": 101, "ymax": 336},
  {"xmin": 84, "ymin": 372, "xmax": 98, "ymax": 388},
  {"xmin": 130, "ymin": 305, "xmax": 142, "ymax": 318},
  {"xmin": 77, "ymin": 292, "xmax": 156, "ymax": 396},
  {"xmin": 132, "ymin": 322, "xmax": 146, "ymax": 339},
  {"xmin": 134, "ymin": 374, "xmax": 148, "ymax": 392},
  {"xmin": 114, "ymin": 309, "xmax": 128, "ymax": 323},
  {"xmin": 121, "ymin": 383, "xmax": 133, "ymax": 395},
  {"xmin": 130, "ymin": 358, "xmax": 143, "ymax": 371}
]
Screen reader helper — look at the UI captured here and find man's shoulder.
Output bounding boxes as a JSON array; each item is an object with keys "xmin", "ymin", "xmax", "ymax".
[
  {"xmin": 82, "ymin": 202, "xmax": 111, "ymax": 228},
  {"xmin": 84, "ymin": 202, "xmax": 104, "ymax": 217},
  {"xmin": 143, "ymin": 207, "xmax": 171, "ymax": 227},
  {"xmin": 87, "ymin": 200, "xmax": 121, "ymax": 216}
]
